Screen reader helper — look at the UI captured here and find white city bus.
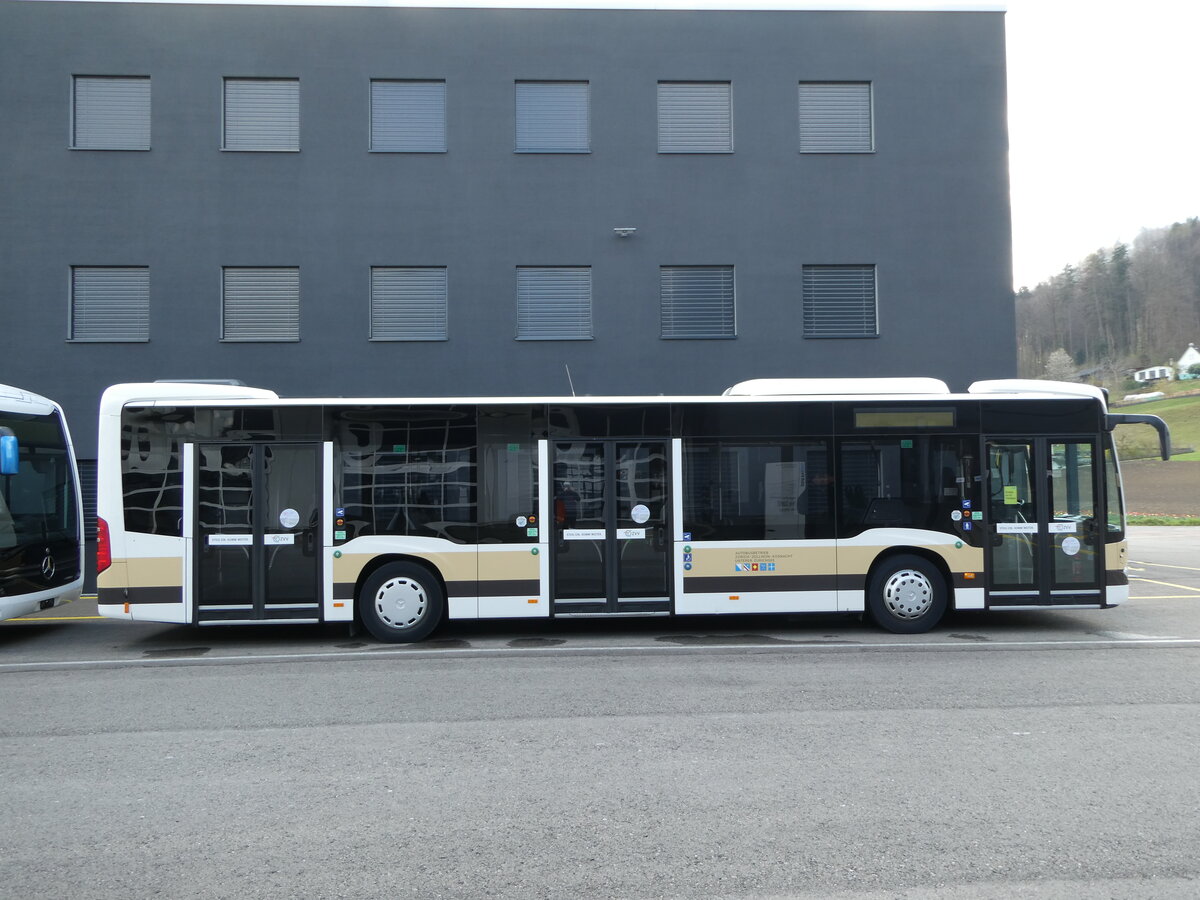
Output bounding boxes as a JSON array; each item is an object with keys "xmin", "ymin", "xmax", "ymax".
[
  {"xmin": 96, "ymin": 378, "xmax": 1169, "ymax": 641},
  {"xmin": 0, "ymin": 384, "xmax": 84, "ymax": 622}
]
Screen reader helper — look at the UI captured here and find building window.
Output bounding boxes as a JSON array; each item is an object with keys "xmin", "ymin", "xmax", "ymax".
[
  {"xmin": 660, "ymin": 266, "xmax": 735, "ymax": 339},
  {"xmin": 515, "ymin": 81, "xmax": 590, "ymax": 153},
  {"xmin": 657, "ymin": 82, "xmax": 732, "ymax": 153},
  {"xmin": 71, "ymin": 76, "xmax": 150, "ymax": 150},
  {"xmin": 516, "ymin": 267, "xmax": 592, "ymax": 340},
  {"xmin": 69, "ymin": 267, "xmax": 150, "ymax": 342},
  {"xmin": 370, "ymin": 267, "xmax": 448, "ymax": 341},
  {"xmin": 222, "ymin": 267, "xmax": 300, "ymax": 341},
  {"xmin": 802, "ymin": 265, "xmax": 878, "ymax": 338},
  {"xmin": 798, "ymin": 82, "xmax": 873, "ymax": 153},
  {"xmin": 223, "ymin": 78, "xmax": 299, "ymax": 151},
  {"xmin": 370, "ymin": 80, "xmax": 446, "ymax": 152}
]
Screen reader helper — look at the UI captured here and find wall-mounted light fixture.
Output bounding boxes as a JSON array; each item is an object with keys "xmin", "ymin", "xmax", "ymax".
[{"xmin": 613, "ymin": 227, "xmax": 636, "ymax": 238}]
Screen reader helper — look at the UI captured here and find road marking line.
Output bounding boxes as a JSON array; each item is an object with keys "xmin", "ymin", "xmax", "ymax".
[
  {"xmin": 1129, "ymin": 560, "xmax": 1200, "ymax": 573},
  {"xmin": 1, "ymin": 637, "xmax": 1199, "ymax": 673},
  {"xmin": 1130, "ymin": 577, "xmax": 1200, "ymax": 593},
  {"xmin": 1132, "ymin": 595, "xmax": 1200, "ymax": 599},
  {"xmin": 5, "ymin": 616, "xmax": 107, "ymax": 622}
]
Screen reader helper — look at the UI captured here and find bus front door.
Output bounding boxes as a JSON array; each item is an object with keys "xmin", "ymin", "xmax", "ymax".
[
  {"xmin": 193, "ymin": 442, "xmax": 323, "ymax": 624},
  {"xmin": 551, "ymin": 440, "xmax": 671, "ymax": 615},
  {"xmin": 984, "ymin": 438, "xmax": 1103, "ymax": 607}
]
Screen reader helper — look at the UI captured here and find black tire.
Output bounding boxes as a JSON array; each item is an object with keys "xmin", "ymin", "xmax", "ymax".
[
  {"xmin": 357, "ymin": 562, "xmax": 444, "ymax": 643},
  {"xmin": 866, "ymin": 553, "xmax": 947, "ymax": 634}
]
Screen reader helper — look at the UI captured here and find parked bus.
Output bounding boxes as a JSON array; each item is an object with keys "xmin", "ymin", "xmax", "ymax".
[
  {"xmin": 95, "ymin": 378, "xmax": 1169, "ymax": 641},
  {"xmin": 1, "ymin": 384, "xmax": 84, "ymax": 622}
]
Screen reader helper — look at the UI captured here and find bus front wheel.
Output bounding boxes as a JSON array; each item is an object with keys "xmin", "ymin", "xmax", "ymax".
[
  {"xmin": 866, "ymin": 554, "xmax": 947, "ymax": 634},
  {"xmin": 358, "ymin": 562, "xmax": 444, "ymax": 643}
]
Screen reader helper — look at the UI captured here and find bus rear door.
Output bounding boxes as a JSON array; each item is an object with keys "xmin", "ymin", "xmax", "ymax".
[{"xmin": 191, "ymin": 442, "xmax": 323, "ymax": 624}]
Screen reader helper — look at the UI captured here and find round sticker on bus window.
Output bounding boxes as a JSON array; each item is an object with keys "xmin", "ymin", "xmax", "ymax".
[
  {"xmin": 1061, "ymin": 536, "xmax": 1081, "ymax": 556},
  {"xmin": 279, "ymin": 508, "xmax": 300, "ymax": 529},
  {"xmin": 631, "ymin": 504, "xmax": 650, "ymax": 524}
]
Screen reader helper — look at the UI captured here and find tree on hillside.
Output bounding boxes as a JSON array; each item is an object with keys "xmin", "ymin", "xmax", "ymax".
[
  {"xmin": 1015, "ymin": 217, "xmax": 1200, "ymax": 380},
  {"xmin": 1043, "ymin": 348, "xmax": 1076, "ymax": 381}
]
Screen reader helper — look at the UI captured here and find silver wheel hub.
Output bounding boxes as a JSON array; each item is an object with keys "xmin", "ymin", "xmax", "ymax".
[
  {"xmin": 374, "ymin": 576, "xmax": 429, "ymax": 630},
  {"xmin": 882, "ymin": 569, "xmax": 933, "ymax": 620}
]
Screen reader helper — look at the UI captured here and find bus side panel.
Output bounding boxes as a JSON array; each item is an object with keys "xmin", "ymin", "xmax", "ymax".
[
  {"xmin": 321, "ymin": 443, "xmax": 346, "ymax": 621},
  {"xmin": 837, "ymin": 529, "xmax": 987, "ymax": 611},
  {"xmin": 96, "ymin": 560, "xmax": 132, "ymax": 620},
  {"xmin": 97, "ymin": 533, "xmax": 188, "ymax": 624},
  {"xmin": 1104, "ymin": 539, "xmax": 1129, "ymax": 606},
  {"xmin": 478, "ymin": 545, "xmax": 548, "ymax": 619},
  {"xmin": 677, "ymin": 541, "xmax": 839, "ymax": 615}
]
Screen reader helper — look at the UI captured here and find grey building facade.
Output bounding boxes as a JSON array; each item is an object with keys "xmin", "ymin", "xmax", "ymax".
[{"xmin": 1, "ymin": 1, "xmax": 1014, "ymax": 460}]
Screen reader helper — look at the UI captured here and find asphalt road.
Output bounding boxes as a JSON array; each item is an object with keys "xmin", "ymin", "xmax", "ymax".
[{"xmin": 1, "ymin": 528, "xmax": 1198, "ymax": 898}]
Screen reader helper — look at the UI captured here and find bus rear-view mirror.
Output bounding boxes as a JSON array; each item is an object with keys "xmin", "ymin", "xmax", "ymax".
[{"xmin": 0, "ymin": 433, "xmax": 18, "ymax": 475}]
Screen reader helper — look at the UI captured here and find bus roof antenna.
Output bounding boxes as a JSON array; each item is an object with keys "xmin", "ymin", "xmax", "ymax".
[{"xmin": 564, "ymin": 364, "xmax": 577, "ymax": 397}]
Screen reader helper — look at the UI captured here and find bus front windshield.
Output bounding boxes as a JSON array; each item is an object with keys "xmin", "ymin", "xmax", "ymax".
[{"xmin": 0, "ymin": 412, "xmax": 78, "ymax": 552}]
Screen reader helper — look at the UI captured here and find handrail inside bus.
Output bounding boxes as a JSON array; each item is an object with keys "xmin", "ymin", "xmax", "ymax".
[{"xmin": 1107, "ymin": 413, "xmax": 1172, "ymax": 461}]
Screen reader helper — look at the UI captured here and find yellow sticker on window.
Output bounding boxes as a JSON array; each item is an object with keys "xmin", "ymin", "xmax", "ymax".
[{"xmin": 1003, "ymin": 485, "xmax": 1019, "ymax": 505}]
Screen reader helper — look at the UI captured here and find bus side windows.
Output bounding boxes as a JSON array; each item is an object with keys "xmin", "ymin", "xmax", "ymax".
[
  {"xmin": 838, "ymin": 437, "xmax": 977, "ymax": 541},
  {"xmin": 683, "ymin": 440, "xmax": 833, "ymax": 541}
]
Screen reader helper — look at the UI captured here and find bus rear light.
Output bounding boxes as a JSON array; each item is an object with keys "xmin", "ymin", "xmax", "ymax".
[{"xmin": 96, "ymin": 517, "xmax": 111, "ymax": 574}]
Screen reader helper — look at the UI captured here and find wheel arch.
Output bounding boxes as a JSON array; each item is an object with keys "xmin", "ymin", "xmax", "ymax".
[
  {"xmin": 865, "ymin": 546, "xmax": 956, "ymax": 612},
  {"xmin": 353, "ymin": 553, "xmax": 449, "ymax": 625}
]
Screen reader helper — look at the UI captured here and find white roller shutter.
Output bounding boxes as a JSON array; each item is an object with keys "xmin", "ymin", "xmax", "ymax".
[
  {"xmin": 371, "ymin": 267, "xmax": 448, "ymax": 340},
  {"xmin": 72, "ymin": 76, "xmax": 151, "ymax": 150},
  {"xmin": 660, "ymin": 266, "xmax": 735, "ymax": 339},
  {"xmin": 802, "ymin": 265, "xmax": 878, "ymax": 338},
  {"xmin": 223, "ymin": 79, "xmax": 299, "ymax": 151},
  {"xmin": 657, "ymin": 82, "xmax": 732, "ymax": 153},
  {"xmin": 70, "ymin": 267, "xmax": 150, "ymax": 341},
  {"xmin": 222, "ymin": 268, "xmax": 300, "ymax": 341},
  {"xmin": 515, "ymin": 82, "xmax": 590, "ymax": 153},
  {"xmin": 371, "ymin": 81, "xmax": 446, "ymax": 152},
  {"xmin": 516, "ymin": 267, "xmax": 592, "ymax": 340},
  {"xmin": 798, "ymin": 82, "xmax": 873, "ymax": 153}
]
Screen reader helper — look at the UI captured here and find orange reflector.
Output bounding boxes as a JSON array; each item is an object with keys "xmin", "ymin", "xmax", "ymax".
[
  {"xmin": 964, "ymin": 572, "xmax": 976, "ymax": 580},
  {"xmin": 333, "ymin": 601, "xmax": 345, "ymax": 608},
  {"xmin": 730, "ymin": 595, "xmax": 740, "ymax": 600},
  {"xmin": 528, "ymin": 598, "xmax": 538, "ymax": 604},
  {"xmin": 124, "ymin": 602, "xmax": 130, "ymax": 613}
]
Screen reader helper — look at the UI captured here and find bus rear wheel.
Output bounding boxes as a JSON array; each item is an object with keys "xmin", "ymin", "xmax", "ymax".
[
  {"xmin": 358, "ymin": 562, "xmax": 444, "ymax": 643},
  {"xmin": 867, "ymin": 554, "xmax": 947, "ymax": 634}
]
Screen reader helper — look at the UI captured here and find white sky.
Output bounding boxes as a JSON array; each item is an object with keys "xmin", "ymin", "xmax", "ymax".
[
  {"xmin": 49, "ymin": 0, "xmax": 1200, "ymax": 289},
  {"xmin": 1003, "ymin": 0, "xmax": 1200, "ymax": 289}
]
